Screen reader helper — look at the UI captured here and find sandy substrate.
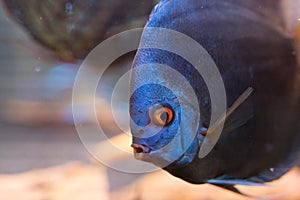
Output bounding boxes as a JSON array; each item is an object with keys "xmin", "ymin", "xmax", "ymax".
[
  {"xmin": 111, "ymin": 168, "xmax": 300, "ymax": 200},
  {"xmin": 1, "ymin": 162, "xmax": 300, "ymax": 200},
  {"xmin": 0, "ymin": 163, "xmax": 109, "ymax": 200}
]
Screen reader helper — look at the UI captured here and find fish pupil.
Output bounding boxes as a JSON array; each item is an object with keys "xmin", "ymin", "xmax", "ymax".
[
  {"xmin": 160, "ymin": 111, "xmax": 169, "ymax": 123},
  {"xmin": 150, "ymin": 104, "xmax": 174, "ymax": 127}
]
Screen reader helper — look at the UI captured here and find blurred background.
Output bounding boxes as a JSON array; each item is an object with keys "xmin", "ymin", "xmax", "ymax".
[
  {"xmin": 0, "ymin": 1, "xmax": 153, "ymax": 199},
  {"xmin": 0, "ymin": 0, "xmax": 148, "ymax": 173},
  {"xmin": 0, "ymin": 1, "xmax": 300, "ymax": 200}
]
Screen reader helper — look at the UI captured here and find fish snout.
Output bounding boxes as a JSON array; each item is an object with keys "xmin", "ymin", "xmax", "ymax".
[
  {"xmin": 131, "ymin": 143, "xmax": 151, "ymax": 153},
  {"xmin": 131, "ymin": 143, "xmax": 151, "ymax": 160}
]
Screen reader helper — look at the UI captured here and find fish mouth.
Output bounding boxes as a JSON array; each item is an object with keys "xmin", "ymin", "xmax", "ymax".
[
  {"xmin": 131, "ymin": 143, "xmax": 152, "ymax": 160},
  {"xmin": 131, "ymin": 143, "xmax": 193, "ymax": 168}
]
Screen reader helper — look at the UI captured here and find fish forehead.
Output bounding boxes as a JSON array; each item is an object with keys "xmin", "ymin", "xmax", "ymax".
[
  {"xmin": 130, "ymin": 62, "xmax": 200, "ymax": 108},
  {"xmin": 131, "ymin": 49, "xmax": 195, "ymax": 83}
]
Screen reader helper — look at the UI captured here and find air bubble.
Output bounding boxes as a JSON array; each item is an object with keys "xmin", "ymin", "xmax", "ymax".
[
  {"xmin": 35, "ymin": 66, "xmax": 41, "ymax": 72},
  {"xmin": 66, "ymin": 24, "xmax": 75, "ymax": 32},
  {"xmin": 65, "ymin": 2, "xmax": 73, "ymax": 15}
]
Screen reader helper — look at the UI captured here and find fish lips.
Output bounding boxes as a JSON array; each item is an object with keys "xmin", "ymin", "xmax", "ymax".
[
  {"xmin": 132, "ymin": 148, "xmax": 183, "ymax": 168},
  {"xmin": 131, "ymin": 136, "xmax": 200, "ymax": 169}
]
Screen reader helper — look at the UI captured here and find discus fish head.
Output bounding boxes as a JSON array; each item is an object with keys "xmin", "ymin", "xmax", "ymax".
[{"xmin": 129, "ymin": 62, "xmax": 201, "ymax": 168}]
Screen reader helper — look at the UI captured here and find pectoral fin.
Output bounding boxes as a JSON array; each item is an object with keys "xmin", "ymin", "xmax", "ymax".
[{"xmin": 201, "ymin": 87, "xmax": 254, "ymax": 137}]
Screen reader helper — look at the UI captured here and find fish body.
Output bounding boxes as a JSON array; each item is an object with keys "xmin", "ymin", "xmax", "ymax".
[{"xmin": 129, "ymin": 0, "xmax": 300, "ymax": 193}]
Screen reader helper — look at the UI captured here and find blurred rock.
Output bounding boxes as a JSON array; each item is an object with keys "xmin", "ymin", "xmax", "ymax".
[
  {"xmin": 0, "ymin": 162, "xmax": 109, "ymax": 200},
  {"xmin": 2, "ymin": 0, "xmax": 156, "ymax": 62},
  {"xmin": 2, "ymin": 98, "xmax": 118, "ymax": 129},
  {"xmin": 3, "ymin": 99, "xmax": 64, "ymax": 126}
]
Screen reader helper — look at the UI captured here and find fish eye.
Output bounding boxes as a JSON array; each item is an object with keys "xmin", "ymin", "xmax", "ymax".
[{"xmin": 150, "ymin": 104, "xmax": 174, "ymax": 127}]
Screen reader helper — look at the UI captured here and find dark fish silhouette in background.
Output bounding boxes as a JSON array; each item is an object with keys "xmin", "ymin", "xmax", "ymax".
[
  {"xmin": 130, "ymin": 0, "xmax": 300, "ymax": 196},
  {"xmin": 2, "ymin": 0, "xmax": 156, "ymax": 62}
]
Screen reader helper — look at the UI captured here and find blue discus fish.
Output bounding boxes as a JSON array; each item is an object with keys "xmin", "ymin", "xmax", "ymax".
[{"xmin": 129, "ymin": 0, "xmax": 300, "ymax": 196}]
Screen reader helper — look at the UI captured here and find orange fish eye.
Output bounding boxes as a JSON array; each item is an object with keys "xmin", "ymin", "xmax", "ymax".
[{"xmin": 150, "ymin": 104, "xmax": 174, "ymax": 127}]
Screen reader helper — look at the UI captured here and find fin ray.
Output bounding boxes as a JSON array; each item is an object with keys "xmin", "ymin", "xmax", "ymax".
[{"xmin": 204, "ymin": 87, "xmax": 254, "ymax": 136}]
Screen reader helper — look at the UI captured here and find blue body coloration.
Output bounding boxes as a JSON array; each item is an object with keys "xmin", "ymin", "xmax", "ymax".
[
  {"xmin": 130, "ymin": 0, "xmax": 300, "ymax": 194},
  {"xmin": 131, "ymin": 83, "xmax": 181, "ymax": 150}
]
